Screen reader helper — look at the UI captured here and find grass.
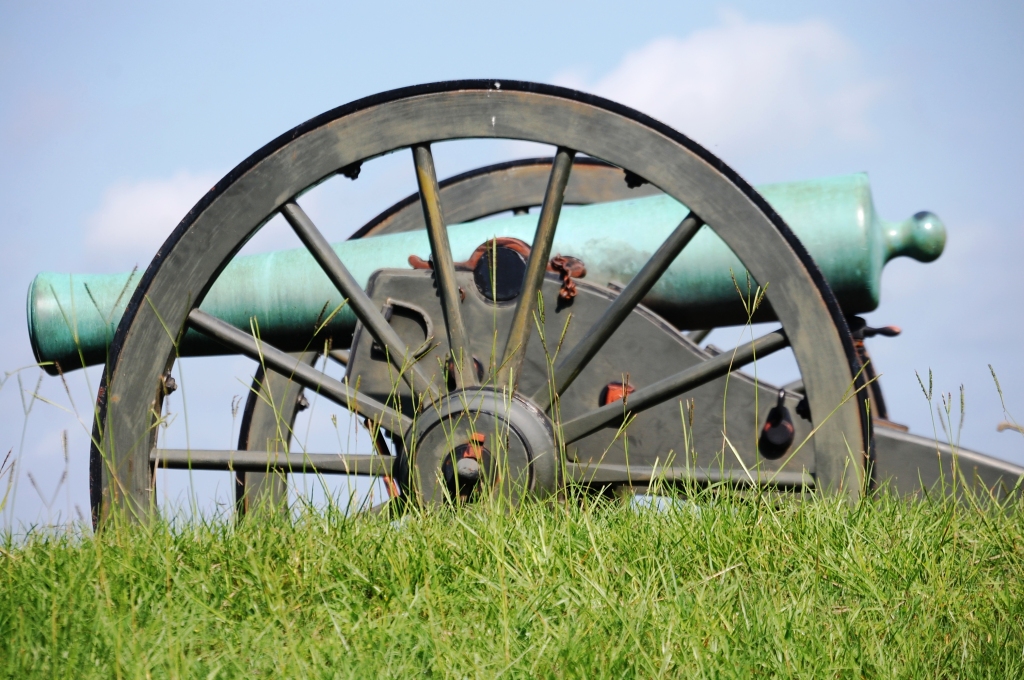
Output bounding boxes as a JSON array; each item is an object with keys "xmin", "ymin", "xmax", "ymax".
[{"xmin": 3, "ymin": 487, "xmax": 1024, "ymax": 678}]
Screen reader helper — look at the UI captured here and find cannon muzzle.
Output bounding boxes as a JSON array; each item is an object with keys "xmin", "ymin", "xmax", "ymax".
[{"xmin": 28, "ymin": 172, "xmax": 944, "ymax": 373}]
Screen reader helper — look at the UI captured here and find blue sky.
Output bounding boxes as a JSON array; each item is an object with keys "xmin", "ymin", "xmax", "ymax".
[{"xmin": 1, "ymin": 1, "xmax": 1022, "ymax": 525}]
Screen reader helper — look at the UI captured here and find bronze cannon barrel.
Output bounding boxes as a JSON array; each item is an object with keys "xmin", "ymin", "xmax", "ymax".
[{"xmin": 28, "ymin": 173, "xmax": 944, "ymax": 373}]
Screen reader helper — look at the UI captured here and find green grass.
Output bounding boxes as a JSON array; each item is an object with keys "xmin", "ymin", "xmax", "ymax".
[{"xmin": 3, "ymin": 488, "xmax": 1023, "ymax": 678}]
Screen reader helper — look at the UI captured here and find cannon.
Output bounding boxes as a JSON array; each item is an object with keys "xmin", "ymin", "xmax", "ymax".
[
  {"xmin": 28, "ymin": 81, "xmax": 1022, "ymax": 524},
  {"xmin": 29, "ymin": 172, "xmax": 945, "ymax": 369}
]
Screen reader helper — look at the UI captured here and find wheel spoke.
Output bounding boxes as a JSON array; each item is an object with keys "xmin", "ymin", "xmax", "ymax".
[
  {"xmin": 188, "ymin": 309, "xmax": 411, "ymax": 430},
  {"xmin": 153, "ymin": 449, "xmax": 392, "ymax": 476},
  {"xmin": 499, "ymin": 147, "xmax": 576, "ymax": 386},
  {"xmin": 561, "ymin": 330, "xmax": 789, "ymax": 443},
  {"xmin": 280, "ymin": 200, "xmax": 432, "ymax": 393},
  {"xmin": 412, "ymin": 144, "xmax": 476, "ymax": 389},
  {"xmin": 532, "ymin": 212, "xmax": 704, "ymax": 407}
]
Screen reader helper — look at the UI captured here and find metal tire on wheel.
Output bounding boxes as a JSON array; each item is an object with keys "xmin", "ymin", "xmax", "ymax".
[{"xmin": 91, "ymin": 80, "xmax": 869, "ymax": 526}]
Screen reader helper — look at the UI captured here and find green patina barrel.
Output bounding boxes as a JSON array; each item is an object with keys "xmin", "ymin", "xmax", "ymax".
[{"xmin": 28, "ymin": 173, "xmax": 945, "ymax": 372}]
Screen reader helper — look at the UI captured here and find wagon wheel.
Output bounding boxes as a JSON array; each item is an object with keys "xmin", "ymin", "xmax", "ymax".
[
  {"xmin": 234, "ymin": 157, "xmax": 662, "ymax": 514},
  {"xmin": 91, "ymin": 80, "xmax": 869, "ymax": 526}
]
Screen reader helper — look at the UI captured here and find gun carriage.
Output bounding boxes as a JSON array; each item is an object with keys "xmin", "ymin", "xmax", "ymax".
[{"xmin": 27, "ymin": 81, "xmax": 1023, "ymax": 525}]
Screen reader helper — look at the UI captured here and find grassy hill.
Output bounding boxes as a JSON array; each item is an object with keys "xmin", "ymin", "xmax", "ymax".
[{"xmin": 3, "ymin": 487, "xmax": 1023, "ymax": 678}]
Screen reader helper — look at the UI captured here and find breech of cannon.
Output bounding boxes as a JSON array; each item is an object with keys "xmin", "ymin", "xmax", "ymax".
[{"xmin": 28, "ymin": 172, "xmax": 944, "ymax": 373}]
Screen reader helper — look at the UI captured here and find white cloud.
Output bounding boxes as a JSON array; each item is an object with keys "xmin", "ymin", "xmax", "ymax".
[
  {"xmin": 555, "ymin": 13, "xmax": 883, "ymax": 164},
  {"xmin": 86, "ymin": 171, "xmax": 219, "ymax": 267},
  {"xmin": 80, "ymin": 164, "xmax": 406, "ymax": 270}
]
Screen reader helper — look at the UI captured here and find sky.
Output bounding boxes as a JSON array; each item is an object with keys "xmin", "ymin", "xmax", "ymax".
[{"xmin": 1, "ymin": 0, "xmax": 1022, "ymax": 527}]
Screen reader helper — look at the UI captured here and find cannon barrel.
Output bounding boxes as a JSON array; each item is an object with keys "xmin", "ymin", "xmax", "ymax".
[{"xmin": 28, "ymin": 173, "xmax": 944, "ymax": 373}]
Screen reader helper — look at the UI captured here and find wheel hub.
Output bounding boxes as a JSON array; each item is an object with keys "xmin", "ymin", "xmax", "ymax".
[
  {"xmin": 399, "ymin": 388, "xmax": 558, "ymax": 506},
  {"xmin": 441, "ymin": 432, "xmax": 490, "ymax": 502}
]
